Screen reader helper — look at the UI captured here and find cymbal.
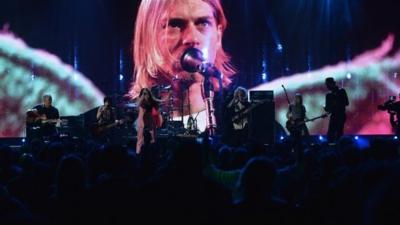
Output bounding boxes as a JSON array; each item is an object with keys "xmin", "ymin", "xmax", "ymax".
[{"xmin": 161, "ymin": 85, "xmax": 171, "ymax": 90}]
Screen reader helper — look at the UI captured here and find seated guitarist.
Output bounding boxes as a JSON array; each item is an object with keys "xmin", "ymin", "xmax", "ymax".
[
  {"xmin": 27, "ymin": 94, "xmax": 60, "ymax": 138},
  {"xmin": 227, "ymin": 87, "xmax": 250, "ymax": 146},
  {"xmin": 286, "ymin": 93, "xmax": 310, "ymax": 139}
]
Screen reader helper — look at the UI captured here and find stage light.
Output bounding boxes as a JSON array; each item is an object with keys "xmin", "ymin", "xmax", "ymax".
[
  {"xmin": 21, "ymin": 138, "xmax": 25, "ymax": 143},
  {"xmin": 280, "ymin": 136, "xmax": 284, "ymax": 140},
  {"xmin": 73, "ymin": 45, "xmax": 79, "ymax": 69},
  {"xmin": 277, "ymin": 44, "xmax": 283, "ymax": 51},
  {"xmin": 196, "ymin": 137, "xmax": 203, "ymax": 144},
  {"xmin": 394, "ymin": 136, "xmax": 398, "ymax": 140},
  {"xmin": 262, "ymin": 72, "xmax": 267, "ymax": 81},
  {"xmin": 319, "ymin": 135, "xmax": 324, "ymax": 141},
  {"xmin": 346, "ymin": 72, "xmax": 352, "ymax": 79},
  {"xmin": 307, "ymin": 54, "xmax": 312, "ymax": 71},
  {"xmin": 119, "ymin": 74, "xmax": 124, "ymax": 81},
  {"xmin": 353, "ymin": 136, "xmax": 369, "ymax": 149}
]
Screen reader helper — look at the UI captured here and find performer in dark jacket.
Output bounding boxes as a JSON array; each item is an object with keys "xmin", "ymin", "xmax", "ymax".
[{"xmin": 324, "ymin": 77, "xmax": 349, "ymax": 142}]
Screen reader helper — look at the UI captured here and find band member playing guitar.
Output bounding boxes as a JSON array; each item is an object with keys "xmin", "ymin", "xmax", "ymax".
[
  {"xmin": 286, "ymin": 93, "xmax": 310, "ymax": 138},
  {"xmin": 27, "ymin": 94, "xmax": 60, "ymax": 138},
  {"xmin": 94, "ymin": 96, "xmax": 123, "ymax": 142},
  {"xmin": 96, "ymin": 96, "xmax": 116, "ymax": 126},
  {"xmin": 136, "ymin": 88, "xmax": 163, "ymax": 154},
  {"xmin": 227, "ymin": 87, "xmax": 250, "ymax": 146}
]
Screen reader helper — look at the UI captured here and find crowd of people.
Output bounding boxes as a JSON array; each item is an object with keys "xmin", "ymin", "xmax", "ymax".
[{"xmin": 0, "ymin": 134, "xmax": 399, "ymax": 225}]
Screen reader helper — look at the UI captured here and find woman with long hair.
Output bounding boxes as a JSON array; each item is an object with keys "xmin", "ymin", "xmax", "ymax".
[{"xmin": 136, "ymin": 88, "xmax": 163, "ymax": 154}]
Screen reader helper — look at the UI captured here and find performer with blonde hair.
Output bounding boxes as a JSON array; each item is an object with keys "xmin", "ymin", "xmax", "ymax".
[{"xmin": 129, "ymin": 0, "xmax": 236, "ymax": 132}]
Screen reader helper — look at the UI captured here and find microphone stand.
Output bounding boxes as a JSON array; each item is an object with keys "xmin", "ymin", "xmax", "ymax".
[
  {"xmin": 199, "ymin": 64, "xmax": 222, "ymax": 137},
  {"xmin": 201, "ymin": 75, "xmax": 216, "ymax": 136},
  {"xmin": 180, "ymin": 48, "xmax": 223, "ymax": 137}
]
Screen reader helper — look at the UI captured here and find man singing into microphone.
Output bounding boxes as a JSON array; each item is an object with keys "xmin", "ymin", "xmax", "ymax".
[{"xmin": 128, "ymin": 0, "xmax": 236, "ymax": 132}]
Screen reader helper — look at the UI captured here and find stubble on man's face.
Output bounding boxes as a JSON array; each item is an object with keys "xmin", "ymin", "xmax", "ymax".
[{"xmin": 158, "ymin": 0, "xmax": 222, "ymax": 79}]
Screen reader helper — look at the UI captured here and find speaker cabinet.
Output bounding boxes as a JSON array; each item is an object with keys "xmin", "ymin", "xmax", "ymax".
[{"xmin": 248, "ymin": 91, "xmax": 275, "ymax": 145}]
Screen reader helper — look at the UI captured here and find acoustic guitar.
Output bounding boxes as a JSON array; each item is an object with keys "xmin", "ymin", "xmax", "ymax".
[{"xmin": 26, "ymin": 109, "xmax": 62, "ymax": 126}]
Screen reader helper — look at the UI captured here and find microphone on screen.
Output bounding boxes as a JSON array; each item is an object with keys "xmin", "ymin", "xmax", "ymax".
[{"xmin": 180, "ymin": 47, "xmax": 221, "ymax": 78}]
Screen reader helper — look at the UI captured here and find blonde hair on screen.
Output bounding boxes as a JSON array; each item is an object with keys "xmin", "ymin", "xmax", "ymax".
[{"xmin": 129, "ymin": 0, "xmax": 236, "ymax": 98}]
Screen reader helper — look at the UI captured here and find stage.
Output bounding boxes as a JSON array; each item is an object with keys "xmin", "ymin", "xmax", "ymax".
[{"xmin": 1, "ymin": 134, "xmax": 398, "ymax": 151}]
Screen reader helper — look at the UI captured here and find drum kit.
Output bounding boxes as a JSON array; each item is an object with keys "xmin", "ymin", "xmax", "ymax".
[{"xmin": 116, "ymin": 80, "xmax": 199, "ymax": 136}]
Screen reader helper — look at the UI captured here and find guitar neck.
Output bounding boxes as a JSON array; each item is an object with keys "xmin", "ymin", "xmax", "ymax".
[
  {"xmin": 42, "ymin": 119, "xmax": 60, "ymax": 124},
  {"xmin": 106, "ymin": 123, "xmax": 119, "ymax": 129},
  {"xmin": 105, "ymin": 120, "xmax": 124, "ymax": 128},
  {"xmin": 304, "ymin": 114, "xmax": 329, "ymax": 123},
  {"xmin": 282, "ymin": 85, "xmax": 291, "ymax": 105},
  {"xmin": 233, "ymin": 99, "xmax": 269, "ymax": 121}
]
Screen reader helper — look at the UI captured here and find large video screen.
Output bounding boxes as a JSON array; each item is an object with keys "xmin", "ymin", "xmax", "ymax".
[{"xmin": 1, "ymin": 0, "xmax": 399, "ymax": 137}]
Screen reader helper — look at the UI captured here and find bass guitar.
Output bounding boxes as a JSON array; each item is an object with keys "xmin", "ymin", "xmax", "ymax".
[
  {"xmin": 286, "ymin": 113, "xmax": 330, "ymax": 134},
  {"xmin": 231, "ymin": 99, "xmax": 270, "ymax": 123}
]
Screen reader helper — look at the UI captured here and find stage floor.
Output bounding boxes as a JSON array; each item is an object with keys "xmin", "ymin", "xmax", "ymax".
[{"xmin": 0, "ymin": 134, "xmax": 398, "ymax": 150}]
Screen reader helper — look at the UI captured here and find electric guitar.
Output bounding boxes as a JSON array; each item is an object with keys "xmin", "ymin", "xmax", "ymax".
[
  {"xmin": 91, "ymin": 119, "xmax": 125, "ymax": 137},
  {"xmin": 281, "ymin": 84, "xmax": 293, "ymax": 126},
  {"xmin": 286, "ymin": 113, "xmax": 330, "ymax": 133},
  {"xmin": 282, "ymin": 84, "xmax": 304, "ymax": 132},
  {"xmin": 231, "ymin": 99, "xmax": 270, "ymax": 123}
]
